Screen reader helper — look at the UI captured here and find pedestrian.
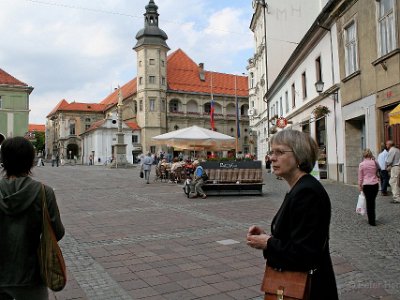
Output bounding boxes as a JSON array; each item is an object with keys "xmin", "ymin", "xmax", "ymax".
[
  {"xmin": 385, "ymin": 140, "xmax": 400, "ymax": 203},
  {"xmin": 377, "ymin": 144, "xmax": 389, "ymax": 196},
  {"xmin": 358, "ymin": 149, "xmax": 379, "ymax": 226},
  {"xmin": 51, "ymin": 153, "xmax": 56, "ymax": 167},
  {"xmin": 142, "ymin": 152, "xmax": 153, "ymax": 184},
  {"xmin": 0, "ymin": 137, "xmax": 65, "ymax": 300},
  {"xmin": 246, "ymin": 129, "xmax": 338, "ymax": 300},
  {"xmin": 56, "ymin": 152, "xmax": 60, "ymax": 167},
  {"xmin": 265, "ymin": 153, "xmax": 271, "ymax": 173},
  {"xmin": 36, "ymin": 151, "xmax": 45, "ymax": 167},
  {"xmin": 189, "ymin": 160, "xmax": 207, "ymax": 199},
  {"xmin": 89, "ymin": 154, "xmax": 93, "ymax": 166}
]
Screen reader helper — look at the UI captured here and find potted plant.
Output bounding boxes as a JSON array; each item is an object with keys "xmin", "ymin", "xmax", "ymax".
[{"xmin": 312, "ymin": 105, "xmax": 330, "ymax": 118}]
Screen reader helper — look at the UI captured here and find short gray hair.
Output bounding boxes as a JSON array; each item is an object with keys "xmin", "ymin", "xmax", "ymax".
[{"xmin": 270, "ymin": 129, "xmax": 319, "ymax": 173}]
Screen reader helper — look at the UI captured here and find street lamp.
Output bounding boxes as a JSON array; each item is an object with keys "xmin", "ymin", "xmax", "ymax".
[{"xmin": 314, "ymin": 79, "xmax": 338, "ymax": 102}]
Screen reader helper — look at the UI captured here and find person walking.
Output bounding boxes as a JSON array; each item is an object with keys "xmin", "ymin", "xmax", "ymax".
[
  {"xmin": 189, "ymin": 160, "xmax": 207, "ymax": 199},
  {"xmin": 358, "ymin": 149, "xmax": 379, "ymax": 226},
  {"xmin": 142, "ymin": 152, "xmax": 153, "ymax": 184},
  {"xmin": 386, "ymin": 140, "xmax": 400, "ymax": 203},
  {"xmin": 0, "ymin": 137, "xmax": 65, "ymax": 300},
  {"xmin": 246, "ymin": 130, "xmax": 338, "ymax": 300},
  {"xmin": 377, "ymin": 144, "xmax": 389, "ymax": 196},
  {"xmin": 51, "ymin": 153, "xmax": 56, "ymax": 167}
]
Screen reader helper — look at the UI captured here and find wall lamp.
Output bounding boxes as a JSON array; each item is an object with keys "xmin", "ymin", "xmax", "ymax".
[{"xmin": 315, "ymin": 80, "xmax": 339, "ymax": 102}]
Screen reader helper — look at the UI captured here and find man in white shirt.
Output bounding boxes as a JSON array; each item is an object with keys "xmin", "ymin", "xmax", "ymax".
[
  {"xmin": 377, "ymin": 144, "xmax": 389, "ymax": 196},
  {"xmin": 385, "ymin": 140, "xmax": 400, "ymax": 203}
]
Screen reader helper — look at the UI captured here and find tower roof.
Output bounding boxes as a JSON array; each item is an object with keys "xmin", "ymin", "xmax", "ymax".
[
  {"xmin": 134, "ymin": 0, "xmax": 169, "ymax": 50},
  {"xmin": 0, "ymin": 68, "xmax": 28, "ymax": 86}
]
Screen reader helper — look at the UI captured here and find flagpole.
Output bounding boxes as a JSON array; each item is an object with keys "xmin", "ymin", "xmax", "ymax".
[
  {"xmin": 210, "ymin": 72, "xmax": 214, "ymax": 131},
  {"xmin": 235, "ymin": 75, "xmax": 239, "ymax": 157}
]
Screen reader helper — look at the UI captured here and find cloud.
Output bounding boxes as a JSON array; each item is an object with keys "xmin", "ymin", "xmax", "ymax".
[{"xmin": 0, "ymin": 0, "xmax": 253, "ymax": 124}]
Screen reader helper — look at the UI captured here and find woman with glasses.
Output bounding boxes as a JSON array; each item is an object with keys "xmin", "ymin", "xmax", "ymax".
[{"xmin": 246, "ymin": 129, "xmax": 338, "ymax": 300}]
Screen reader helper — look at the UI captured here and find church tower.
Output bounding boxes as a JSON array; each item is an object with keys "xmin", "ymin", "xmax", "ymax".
[{"xmin": 134, "ymin": 0, "xmax": 169, "ymax": 153}]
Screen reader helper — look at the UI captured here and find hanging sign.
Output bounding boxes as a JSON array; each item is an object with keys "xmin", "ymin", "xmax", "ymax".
[{"xmin": 276, "ymin": 117, "xmax": 288, "ymax": 129}]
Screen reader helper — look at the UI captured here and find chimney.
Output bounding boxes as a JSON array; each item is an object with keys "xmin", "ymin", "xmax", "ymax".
[{"xmin": 198, "ymin": 63, "xmax": 205, "ymax": 81}]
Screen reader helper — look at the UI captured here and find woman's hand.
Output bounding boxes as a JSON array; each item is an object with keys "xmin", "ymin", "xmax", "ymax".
[
  {"xmin": 247, "ymin": 225, "xmax": 265, "ymax": 236},
  {"xmin": 246, "ymin": 234, "xmax": 270, "ymax": 250}
]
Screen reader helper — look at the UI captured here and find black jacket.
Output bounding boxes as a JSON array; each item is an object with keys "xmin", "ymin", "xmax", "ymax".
[
  {"xmin": 263, "ymin": 174, "xmax": 338, "ymax": 300},
  {"xmin": 0, "ymin": 176, "xmax": 65, "ymax": 287}
]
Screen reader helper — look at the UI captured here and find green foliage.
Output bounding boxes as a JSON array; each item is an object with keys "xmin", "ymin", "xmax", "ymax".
[{"xmin": 32, "ymin": 131, "xmax": 45, "ymax": 151}]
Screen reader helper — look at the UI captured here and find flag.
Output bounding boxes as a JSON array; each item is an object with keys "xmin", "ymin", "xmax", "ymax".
[
  {"xmin": 210, "ymin": 98, "xmax": 215, "ymax": 130},
  {"xmin": 236, "ymin": 97, "xmax": 240, "ymax": 138}
]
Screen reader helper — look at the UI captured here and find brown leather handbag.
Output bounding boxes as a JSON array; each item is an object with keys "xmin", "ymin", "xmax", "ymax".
[
  {"xmin": 37, "ymin": 185, "xmax": 67, "ymax": 291},
  {"xmin": 261, "ymin": 265, "xmax": 312, "ymax": 300}
]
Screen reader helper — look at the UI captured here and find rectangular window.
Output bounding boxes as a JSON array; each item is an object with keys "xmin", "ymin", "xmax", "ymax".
[
  {"xmin": 161, "ymin": 99, "xmax": 165, "ymax": 112},
  {"xmin": 251, "ymin": 100, "xmax": 255, "ymax": 108},
  {"xmin": 149, "ymin": 59, "xmax": 155, "ymax": 65},
  {"xmin": 150, "ymin": 146, "xmax": 156, "ymax": 154},
  {"xmin": 85, "ymin": 117, "xmax": 91, "ymax": 122},
  {"xmin": 132, "ymin": 135, "xmax": 138, "ymax": 143},
  {"xmin": 275, "ymin": 101, "xmax": 279, "ymax": 116},
  {"xmin": 139, "ymin": 77, "xmax": 143, "ymax": 85},
  {"xmin": 139, "ymin": 61, "xmax": 142, "ymax": 67},
  {"xmin": 69, "ymin": 123, "xmax": 75, "ymax": 135},
  {"xmin": 291, "ymin": 83, "xmax": 296, "ymax": 108},
  {"xmin": 149, "ymin": 98, "xmax": 155, "ymax": 111},
  {"xmin": 85, "ymin": 124, "xmax": 91, "ymax": 130},
  {"xmin": 378, "ymin": 0, "xmax": 396, "ymax": 56},
  {"xmin": 139, "ymin": 99, "xmax": 143, "ymax": 112},
  {"xmin": 149, "ymin": 76, "xmax": 156, "ymax": 84},
  {"xmin": 161, "ymin": 77, "xmax": 166, "ymax": 85},
  {"xmin": 0, "ymin": 96, "xmax": 2, "ymax": 108},
  {"xmin": 285, "ymin": 91, "xmax": 289, "ymax": 113},
  {"xmin": 161, "ymin": 60, "xmax": 165, "ymax": 67},
  {"xmin": 279, "ymin": 97, "xmax": 283, "ymax": 116},
  {"xmin": 301, "ymin": 72, "xmax": 307, "ymax": 99},
  {"xmin": 344, "ymin": 22, "xmax": 358, "ymax": 76},
  {"xmin": 315, "ymin": 56, "xmax": 322, "ymax": 82}
]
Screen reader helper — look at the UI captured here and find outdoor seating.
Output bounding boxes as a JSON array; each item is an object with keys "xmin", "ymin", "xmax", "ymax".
[{"xmin": 201, "ymin": 161, "xmax": 264, "ymax": 195}]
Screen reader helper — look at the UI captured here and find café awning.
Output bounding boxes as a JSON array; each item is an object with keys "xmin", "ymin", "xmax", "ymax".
[{"xmin": 389, "ymin": 104, "xmax": 400, "ymax": 125}]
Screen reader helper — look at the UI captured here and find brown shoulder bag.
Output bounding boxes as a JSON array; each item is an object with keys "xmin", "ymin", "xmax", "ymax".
[{"xmin": 261, "ymin": 264, "xmax": 312, "ymax": 300}]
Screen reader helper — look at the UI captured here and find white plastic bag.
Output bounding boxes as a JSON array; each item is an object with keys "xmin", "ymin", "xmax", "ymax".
[{"xmin": 356, "ymin": 192, "xmax": 366, "ymax": 215}]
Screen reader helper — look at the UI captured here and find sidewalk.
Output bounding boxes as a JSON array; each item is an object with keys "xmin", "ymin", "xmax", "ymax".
[{"xmin": 31, "ymin": 165, "xmax": 400, "ymax": 300}]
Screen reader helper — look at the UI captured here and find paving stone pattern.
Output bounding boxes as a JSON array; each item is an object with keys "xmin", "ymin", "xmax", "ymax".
[{"xmin": 30, "ymin": 165, "xmax": 400, "ymax": 300}]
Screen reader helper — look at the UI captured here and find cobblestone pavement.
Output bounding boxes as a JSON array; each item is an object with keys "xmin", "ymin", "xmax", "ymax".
[{"xmin": 31, "ymin": 165, "xmax": 400, "ymax": 300}]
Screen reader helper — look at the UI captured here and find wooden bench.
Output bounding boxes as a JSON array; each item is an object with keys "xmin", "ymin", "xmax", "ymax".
[{"xmin": 201, "ymin": 161, "xmax": 264, "ymax": 196}]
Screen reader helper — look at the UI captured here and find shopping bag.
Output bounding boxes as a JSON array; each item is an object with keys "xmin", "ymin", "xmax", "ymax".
[
  {"xmin": 140, "ymin": 171, "xmax": 144, "ymax": 178},
  {"xmin": 356, "ymin": 192, "xmax": 366, "ymax": 215}
]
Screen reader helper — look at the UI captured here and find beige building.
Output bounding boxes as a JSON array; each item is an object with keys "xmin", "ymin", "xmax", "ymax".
[
  {"xmin": 46, "ymin": 0, "xmax": 249, "ymax": 161},
  {"xmin": 337, "ymin": 0, "xmax": 400, "ymax": 184}
]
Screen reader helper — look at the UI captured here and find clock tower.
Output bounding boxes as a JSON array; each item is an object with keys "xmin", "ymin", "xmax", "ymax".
[{"xmin": 133, "ymin": 0, "xmax": 170, "ymax": 153}]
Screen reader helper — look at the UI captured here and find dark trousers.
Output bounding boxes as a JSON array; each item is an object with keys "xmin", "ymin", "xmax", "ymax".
[
  {"xmin": 363, "ymin": 184, "xmax": 378, "ymax": 225},
  {"xmin": 379, "ymin": 170, "xmax": 389, "ymax": 193}
]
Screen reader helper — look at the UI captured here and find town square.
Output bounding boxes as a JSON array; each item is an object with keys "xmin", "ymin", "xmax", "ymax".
[{"xmin": 2, "ymin": 0, "xmax": 400, "ymax": 299}]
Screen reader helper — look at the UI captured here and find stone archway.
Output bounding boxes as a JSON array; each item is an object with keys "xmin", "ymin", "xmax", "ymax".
[{"xmin": 66, "ymin": 143, "xmax": 79, "ymax": 159}]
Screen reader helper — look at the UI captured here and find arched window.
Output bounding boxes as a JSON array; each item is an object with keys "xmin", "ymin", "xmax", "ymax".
[
  {"xmin": 250, "ymin": 72, "xmax": 254, "ymax": 88},
  {"xmin": 241, "ymin": 104, "xmax": 249, "ymax": 116},
  {"xmin": 169, "ymin": 99, "xmax": 180, "ymax": 112},
  {"xmin": 187, "ymin": 100, "xmax": 198, "ymax": 113},
  {"xmin": 204, "ymin": 103, "xmax": 211, "ymax": 113}
]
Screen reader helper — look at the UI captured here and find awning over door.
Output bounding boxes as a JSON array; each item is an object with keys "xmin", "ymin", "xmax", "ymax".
[{"xmin": 389, "ymin": 104, "xmax": 400, "ymax": 125}]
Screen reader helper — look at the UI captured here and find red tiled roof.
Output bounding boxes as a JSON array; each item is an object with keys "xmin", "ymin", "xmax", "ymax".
[
  {"xmin": 126, "ymin": 121, "xmax": 141, "ymax": 130},
  {"xmin": 100, "ymin": 78, "xmax": 137, "ymax": 105},
  {"xmin": 28, "ymin": 124, "xmax": 45, "ymax": 132},
  {"xmin": 0, "ymin": 68, "xmax": 28, "ymax": 86},
  {"xmin": 47, "ymin": 99, "xmax": 106, "ymax": 117},
  {"xmin": 166, "ymin": 49, "xmax": 248, "ymax": 97},
  {"xmin": 83, "ymin": 119, "xmax": 106, "ymax": 134}
]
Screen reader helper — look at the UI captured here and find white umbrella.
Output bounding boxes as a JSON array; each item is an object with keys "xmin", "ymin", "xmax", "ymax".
[{"xmin": 152, "ymin": 125, "xmax": 235, "ymax": 150}]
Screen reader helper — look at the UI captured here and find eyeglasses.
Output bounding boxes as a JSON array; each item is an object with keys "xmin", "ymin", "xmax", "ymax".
[{"xmin": 268, "ymin": 150, "xmax": 294, "ymax": 157}]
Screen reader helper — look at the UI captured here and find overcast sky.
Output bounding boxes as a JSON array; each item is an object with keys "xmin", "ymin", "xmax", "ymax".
[{"xmin": 0, "ymin": 0, "xmax": 254, "ymax": 124}]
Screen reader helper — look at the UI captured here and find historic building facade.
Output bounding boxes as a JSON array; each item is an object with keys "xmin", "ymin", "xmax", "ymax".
[
  {"xmin": 248, "ymin": 0, "xmax": 328, "ymax": 162},
  {"xmin": 0, "ymin": 68, "xmax": 33, "ymax": 144},
  {"xmin": 46, "ymin": 0, "xmax": 249, "ymax": 164}
]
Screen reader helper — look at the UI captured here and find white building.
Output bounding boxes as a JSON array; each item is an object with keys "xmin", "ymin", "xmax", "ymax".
[
  {"xmin": 248, "ymin": 0, "xmax": 329, "ymax": 161},
  {"xmin": 263, "ymin": 1, "xmax": 344, "ymax": 181},
  {"xmin": 80, "ymin": 112, "xmax": 141, "ymax": 165}
]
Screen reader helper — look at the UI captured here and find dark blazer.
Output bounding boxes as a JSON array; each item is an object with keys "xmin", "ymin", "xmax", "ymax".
[{"xmin": 263, "ymin": 174, "xmax": 338, "ymax": 300}]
